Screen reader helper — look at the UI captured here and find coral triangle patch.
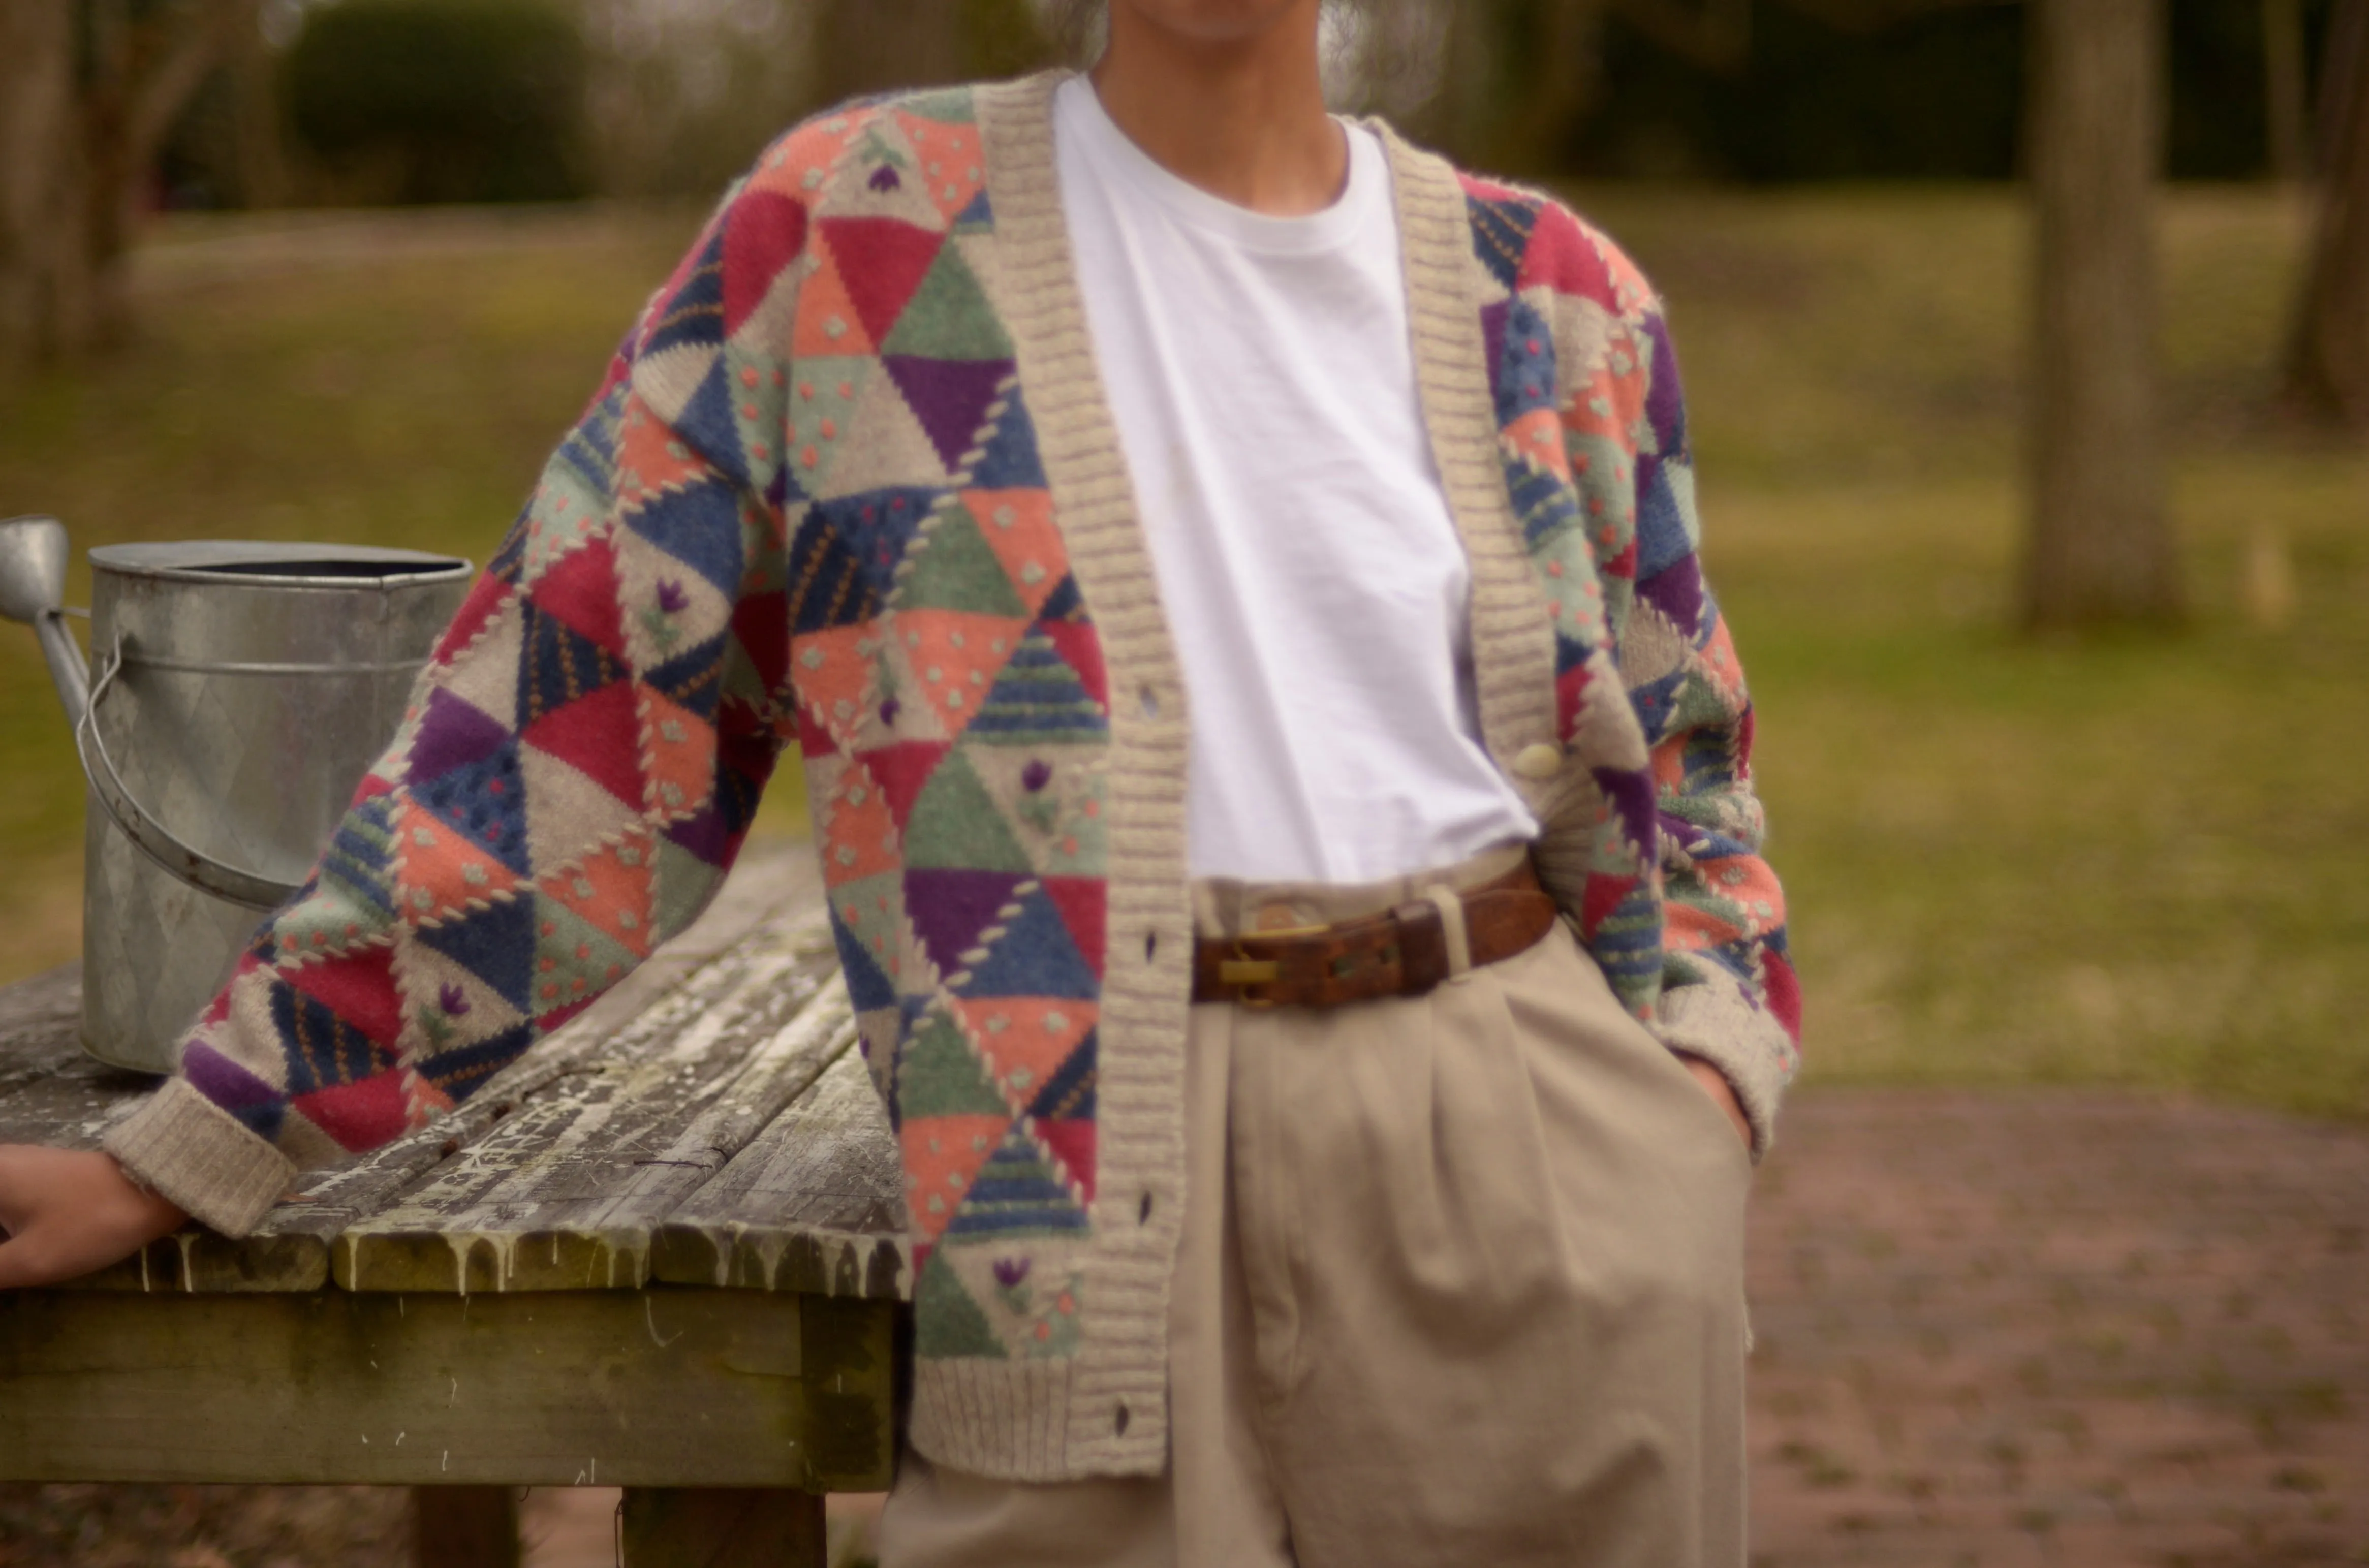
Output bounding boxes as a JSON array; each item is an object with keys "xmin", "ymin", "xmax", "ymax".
[
  {"xmin": 391, "ymin": 798, "xmax": 524, "ymax": 922},
  {"xmin": 951, "ymin": 998, "xmax": 1095, "ymax": 1114},
  {"xmin": 902, "ymin": 1112, "xmax": 1008, "ymax": 1244}
]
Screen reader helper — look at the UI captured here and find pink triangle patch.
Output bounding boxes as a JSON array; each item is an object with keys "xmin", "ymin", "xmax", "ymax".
[
  {"xmin": 522, "ymin": 680, "xmax": 646, "ymax": 808},
  {"xmin": 818, "ymin": 217, "xmax": 946, "ymax": 349},
  {"xmin": 283, "ymin": 939, "xmax": 406, "ymax": 1046},
  {"xmin": 723, "ymin": 190, "xmax": 808, "ymax": 334},
  {"xmin": 293, "ymin": 1070, "xmax": 413, "ymax": 1154},
  {"xmin": 1032, "ymin": 1117, "xmax": 1096, "ymax": 1203},
  {"xmin": 1039, "ymin": 875, "xmax": 1106, "ymax": 980},
  {"xmin": 529, "ymin": 534, "xmax": 628, "ymax": 656},
  {"xmin": 858, "ymin": 739, "xmax": 952, "ymax": 831}
]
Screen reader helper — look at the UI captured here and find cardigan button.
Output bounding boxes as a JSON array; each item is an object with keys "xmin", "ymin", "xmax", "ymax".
[{"xmin": 1512, "ymin": 743, "xmax": 1564, "ymax": 781}]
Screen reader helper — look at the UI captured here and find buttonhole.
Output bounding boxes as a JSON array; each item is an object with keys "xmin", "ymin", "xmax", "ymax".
[
  {"xmin": 1138, "ymin": 1191, "xmax": 1154, "ymax": 1225},
  {"xmin": 1138, "ymin": 686, "xmax": 1159, "ymax": 719},
  {"xmin": 1114, "ymin": 1402, "xmax": 1131, "ymax": 1437},
  {"xmin": 1144, "ymin": 932, "xmax": 1157, "ymax": 962}
]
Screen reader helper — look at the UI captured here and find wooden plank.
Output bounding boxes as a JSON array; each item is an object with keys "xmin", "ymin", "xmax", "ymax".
[
  {"xmin": 0, "ymin": 1285, "xmax": 894, "ymax": 1491},
  {"xmin": 27, "ymin": 848, "xmax": 824, "ymax": 1295},
  {"xmin": 650, "ymin": 1048, "xmax": 910, "ymax": 1303},
  {"xmin": 411, "ymin": 1486, "xmax": 523, "ymax": 1568},
  {"xmin": 619, "ymin": 1487, "xmax": 825, "ymax": 1568},
  {"xmin": 332, "ymin": 942, "xmax": 849, "ymax": 1295}
]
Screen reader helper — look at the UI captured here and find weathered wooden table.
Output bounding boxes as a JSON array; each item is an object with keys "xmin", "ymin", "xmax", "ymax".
[{"xmin": 0, "ymin": 851, "xmax": 908, "ymax": 1567}]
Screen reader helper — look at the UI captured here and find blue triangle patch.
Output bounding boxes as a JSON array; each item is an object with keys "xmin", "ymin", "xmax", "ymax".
[
  {"xmin": 942, "ymin": 1123, "xmax": 1089, "ymax": 1238},
  {"xmin": 624, "ymin": 473, "xmax": 746, "ymax": 597},
  {"xmin": 832, "ymin": 917, "xmax": 900, "ymax": 1013},
  {"xmin": 414, "ymin": 1020, "xmax": 534, "ymax": 1103},
  {"xmin": 1468, "ymin": 195, "xmax": 1537, "ymax": 293},
  {"xmin": 413, "ymin": 739, "xmax": 534, "ymax": 877},
  {"xmin": 964, "ymin": 384, "xmax": 1047, "ymax": 491},
  {"xmin": 517, "ymin": 599, "xmax": 627, "ymax": 729},
  {"xmin": 953, "ymin": 881, "xmax": 1098, "ymax": 1001},
  {"xmin": 670, "ymin": 365, "xmax": 753, "ymax": 493},
  {"xmin": 272, "ymin": 986, "xmax": 400, "ymax": 1098},
  {"xmin": 642, "ymin": 631, "xmax": 728, "ymax": 723},
  {"xmin": 1024, "ymin": 1027, "xmax": 1095, "ymax": 1123},
  {"xmin": 416, "ymin": 891, "xmax": 539, "ymax": 1015},
  {"xmin": 786, "ymin": 508, "xmax": 886, "ymax": 636},
  {"xmin": 1504, "ymin": 454, "xmax": 1583, "ymax": 552},
  {"xmin": 642, "ymin": 224, "xmax": 728, "ymax": 359},
  {"xmin": 1493, "ymin": 295, "xmax": 1559, "ymax": 426}
]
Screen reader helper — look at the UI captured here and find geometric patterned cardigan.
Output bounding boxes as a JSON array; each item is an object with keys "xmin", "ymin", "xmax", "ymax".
[{"xmin": 106, "ymin": 70, "xmax": 1799, "ymax": 1484}]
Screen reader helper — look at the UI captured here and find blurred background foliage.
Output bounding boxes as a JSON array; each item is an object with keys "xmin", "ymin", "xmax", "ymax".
[
  {"xmin": 135, "ymin": 0, "xmax": 2350, "ymax": 206},
  {"xmin": 1, "ymin": 0, "xmax": 2365, "ymax": 1121},
  {"xmin": 283, "ymin": 0, "xmax": 592, "ymax": 203}
]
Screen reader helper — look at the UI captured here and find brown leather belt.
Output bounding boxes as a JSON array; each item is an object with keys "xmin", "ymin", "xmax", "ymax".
[{"xmin": 1191, "ymin": 859, "xmax": 1559, "ymax": 1009}]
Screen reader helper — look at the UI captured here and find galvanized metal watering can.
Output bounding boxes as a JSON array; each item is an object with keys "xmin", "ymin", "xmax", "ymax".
[{"xmin": 0, "ymin": 515, "xmax": 470, "ymax": 1072}]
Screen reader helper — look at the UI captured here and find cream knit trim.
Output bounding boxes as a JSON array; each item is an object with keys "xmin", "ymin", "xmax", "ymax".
[
  {"xmin": 1653, "ymin": 981, "xmax": 1792, "ymax": 1161},
  {"xmin": 103, "ymin": 1076, "xmax": 294, "ymax": 1237},
  {"xmin": 908, "ymin": 1355, "xmax": 1078, "ymax": 1480},
  {"xmin": 973, "ymin": 70, "xmax": 1193, "ymax": 1481},
  {"xmin": 1370, "ymin": 123, "xmax": 1564, "ymax": 824}
]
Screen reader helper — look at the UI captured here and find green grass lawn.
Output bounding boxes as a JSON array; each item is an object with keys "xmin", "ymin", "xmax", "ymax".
[{"xmin": 3, "ymin": 187, "xmax": 2363, "ymax": 1117}]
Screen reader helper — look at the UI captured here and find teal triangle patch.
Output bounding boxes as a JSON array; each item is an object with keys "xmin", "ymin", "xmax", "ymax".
[
  {"xmin": 903, "ymin": 747, "xmax": 1033, "ymax": 873},
  {"xmin": 896, "ymin": 508, "xmax": 1031, "ymax": 618},
  {"xmin": 943, "ymin": 1125, "xmax": 1089, "ymax": 1240},
  {"xmin": 532, "ymin": 893, "xmax": 640, "ymax": 1016},
  {"xmin": 914, "ymin": 1249, "xmax": 1007, "ymax": 1360},
  {"xmin": 898, "ymin": 1009, "xmax": 1009, "ymax": 1120},
  {"xmin": 881, "ymin": 245, "xmax": 1013, "ymax": 363},
  {"xmin": 966, "ymin": 628, "xmax": 1105, "ymax": 746}
]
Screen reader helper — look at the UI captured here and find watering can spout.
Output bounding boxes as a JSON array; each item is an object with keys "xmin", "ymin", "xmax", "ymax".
[{"xmin": 0, "ymin": 515, "xmax": 89, "ymax": 731}]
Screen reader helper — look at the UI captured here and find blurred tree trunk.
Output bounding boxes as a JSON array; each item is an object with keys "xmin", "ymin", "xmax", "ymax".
[
  {"xmin": 2282, "ymin": 0, "xmax": 2369, "ymax": 431},
  {"xmin": 2021, "ymin": 0, "xmax": 2181, "ymax": 629},
  {"xmin": 2263, "ymin": 0, "xmax": 2310, "ymax": 182},
  {"xmin": 0, "ymin": 0, "xmax": 89, "ymax": 370},
  {"xmin": 0, "ymin": 0, "xmax": 254, "ymax": 368},
  {"xmin": 225, "ymin": 4, "xmax": 290, "ymax": 209}
]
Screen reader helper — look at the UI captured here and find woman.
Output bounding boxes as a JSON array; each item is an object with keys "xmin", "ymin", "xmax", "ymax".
[{"xmin": 0, "ymin": 2, "xmax": 1798, "ymax": 1561}]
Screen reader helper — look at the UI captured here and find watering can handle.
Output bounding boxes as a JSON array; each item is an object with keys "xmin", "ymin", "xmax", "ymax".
[{"xmin": 74, "ymin": 637, "xmax": 302, "ymax": 913}]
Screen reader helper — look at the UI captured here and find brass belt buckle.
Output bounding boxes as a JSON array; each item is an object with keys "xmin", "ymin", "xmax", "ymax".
[{"xmin": 1219, "ymin": 923, "xmax": 1328, "ymax": 1008}]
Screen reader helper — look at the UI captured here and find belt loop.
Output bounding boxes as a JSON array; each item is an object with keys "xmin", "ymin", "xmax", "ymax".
[
  {"xmin": 1191, "ymin": 881, "xmax": 1227, "ymax": 940},
  {"xmin": 1417, "ymin": 885, "xmax": 1474, "ymax": 981}
]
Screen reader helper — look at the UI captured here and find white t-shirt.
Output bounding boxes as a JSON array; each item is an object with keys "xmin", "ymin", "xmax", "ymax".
[{"xmin": 1052, "ymin": 77, "xmax": 1538, "ymax": 885}]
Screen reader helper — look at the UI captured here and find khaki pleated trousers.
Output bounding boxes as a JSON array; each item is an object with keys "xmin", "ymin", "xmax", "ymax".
[{"xmin": 879, "ymin": 846, "xmax": 1751, "ymax": 1568}]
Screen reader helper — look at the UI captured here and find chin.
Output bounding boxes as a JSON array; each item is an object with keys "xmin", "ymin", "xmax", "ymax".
[{"xmin": 1108, "ymin": 0, "xmax": 1317, "ymax": 46}]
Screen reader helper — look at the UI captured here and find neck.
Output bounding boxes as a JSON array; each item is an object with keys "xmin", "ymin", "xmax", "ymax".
[{"xmin": 1088, "ymin": 3, "xmax": 1344, "ymax": 216}]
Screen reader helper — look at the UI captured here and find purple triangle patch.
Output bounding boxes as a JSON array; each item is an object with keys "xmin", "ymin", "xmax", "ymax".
[
  {"xmin": 406, "ymin": 688, "xmax": 511, "ymax": 786},
  {"xmin": 903, "ymin": 867, "xmax": 1026, "ymax": 979},
  {"xmin": 885, "ymin": 356, "xmax": 1013, "ymax": 473}
]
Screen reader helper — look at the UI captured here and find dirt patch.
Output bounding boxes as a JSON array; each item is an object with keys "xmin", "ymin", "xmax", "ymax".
[{"xmin": 1748, "ymin": 1088, "xmax": 2369, "ymax": 1568}]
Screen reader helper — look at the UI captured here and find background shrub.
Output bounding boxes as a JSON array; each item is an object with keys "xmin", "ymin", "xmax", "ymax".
[{"xmin": 286, "ymin": 0, "xmax": 590, "ymax": 204}]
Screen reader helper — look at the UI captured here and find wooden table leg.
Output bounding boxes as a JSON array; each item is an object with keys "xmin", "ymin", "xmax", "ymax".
[
  {"xmin": 619, "ymin": 1487, "xmax": 828, "ymax": 1567},
  {"xmin": 411, "ymin": 1485, "xmax": 522, "ymax": 1568}
]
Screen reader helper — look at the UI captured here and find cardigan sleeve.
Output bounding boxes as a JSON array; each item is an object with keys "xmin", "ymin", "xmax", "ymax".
[
  {"xmin": 1620, "ymin": 304, "xmax": 1801, "ymax": 1155},
  {"xmin": 104, "ymin": 192, "xmax": 804, "ymax": 1236}
]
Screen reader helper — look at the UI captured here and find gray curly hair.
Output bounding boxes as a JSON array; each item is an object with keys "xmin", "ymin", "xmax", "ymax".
[{"xmin": 1032, "ymin": 0, "xmax": 1449, "ymax": 115}]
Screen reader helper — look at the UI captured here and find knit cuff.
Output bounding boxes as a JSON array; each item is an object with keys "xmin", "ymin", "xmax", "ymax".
[
  {"xmin": 1651, "ymin": 980, "xmax": 1795, "ymax": 1162},
  {"xmin": 102, "ymin": 1077, "xmax": 295, "ymax": 1238}
]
